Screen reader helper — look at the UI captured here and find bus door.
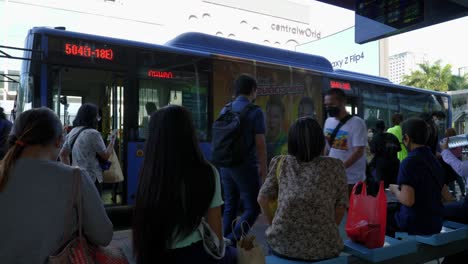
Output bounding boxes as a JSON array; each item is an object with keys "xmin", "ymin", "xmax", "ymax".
[
  {"xmin": 346, "ymin": 96, "xmax": 360, "ymax": 116},
  {"xmin": 50, "ymin": 66, "xmax": 126, "ymax": 205}
]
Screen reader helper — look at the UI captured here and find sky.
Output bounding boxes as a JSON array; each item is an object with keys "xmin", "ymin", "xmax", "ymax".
[{"xmin": 387, "ymin": 16, "xmax": 468, "ymax": 73}]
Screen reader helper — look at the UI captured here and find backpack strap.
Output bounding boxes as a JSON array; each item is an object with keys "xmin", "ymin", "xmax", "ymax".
[
  {"xmin": 329, "ymin": 114, "xmax": 352, "ymax": 147},
  {"xmin": 239, "ymin": 103, "xmax": 257, "ymax": 119}
]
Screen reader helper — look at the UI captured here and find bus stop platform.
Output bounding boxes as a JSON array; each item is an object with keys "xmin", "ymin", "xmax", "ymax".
[{"xmin": 111, "ymin": 214, "xmax": 456, "ymax": 264}]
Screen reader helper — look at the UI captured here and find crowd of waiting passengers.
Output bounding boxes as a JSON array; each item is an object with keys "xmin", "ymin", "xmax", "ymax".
[{"xmin": 1, "ymin": 74, "xmax": 468, "ymax": 264}]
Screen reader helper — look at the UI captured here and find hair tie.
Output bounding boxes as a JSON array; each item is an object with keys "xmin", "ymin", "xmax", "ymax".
[{"xmin": 15, "ymin": 140, "xmax": 26, "ymax": 147}]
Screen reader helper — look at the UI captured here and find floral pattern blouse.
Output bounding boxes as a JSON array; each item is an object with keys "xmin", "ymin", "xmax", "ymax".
[{"xmin": 259, "ymin": 155, "xmax": 348, "ymax": 261}]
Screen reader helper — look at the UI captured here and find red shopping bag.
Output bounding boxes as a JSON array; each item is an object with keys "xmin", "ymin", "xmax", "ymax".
[{"xmin": 345, "ymin": 181, "xmax": 387, "ymax": 249}]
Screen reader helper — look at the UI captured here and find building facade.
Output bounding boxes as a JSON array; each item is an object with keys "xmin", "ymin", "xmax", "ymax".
[{"xmin": 388, "ymin": 51, "xmax": 431, "ymax": 84}]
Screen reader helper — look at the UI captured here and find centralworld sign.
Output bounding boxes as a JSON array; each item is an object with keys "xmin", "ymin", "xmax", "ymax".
[{"xmin": 271, "ymin": 24, "xmax": 322, "ymax": 39}]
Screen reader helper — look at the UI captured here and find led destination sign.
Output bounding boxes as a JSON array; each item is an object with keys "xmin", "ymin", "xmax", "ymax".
[
  {"xmin": 147, "ymin": 70, "xmax": 173, "ymax": 79},
  {"xmin": 330, "ymin": 80, "xmax": 351, "ymax": 90},
  {"xmin": 64, "ymin": 43, "xmax": 114, "ymax": 61}
]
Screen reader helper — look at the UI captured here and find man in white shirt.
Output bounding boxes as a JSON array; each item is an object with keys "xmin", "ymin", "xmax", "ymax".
[{"xmin": 323, "ymin": 88, "xmax": 368, "ymax": 195}]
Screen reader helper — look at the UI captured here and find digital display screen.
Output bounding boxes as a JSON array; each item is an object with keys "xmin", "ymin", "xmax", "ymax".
[
  {"xmin": 147, "ymin": 70, "xmax": 174, "ymax": 79},
  {"xmin": 47, "ymin": 36, "xmax": 124, "ymax": 66},
  {"xmin": 64, "ymin": 43, "xmax": 114, "ymax": 60},
  {"xmin": 355, "ymin": 0, "xmax": 468, "ymax": 44},
  {"xmin": 330, "ymin": 80, "xmax": 351, "ymax": 90},
  {"xmin": 357, "ymin": 0, "xmax": 424, "ymax": 30}
]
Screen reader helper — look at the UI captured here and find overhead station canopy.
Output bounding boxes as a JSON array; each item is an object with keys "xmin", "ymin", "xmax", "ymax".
[{"xmin": 314, "ymin": 0, "xmax": 468, "ymax": 44}]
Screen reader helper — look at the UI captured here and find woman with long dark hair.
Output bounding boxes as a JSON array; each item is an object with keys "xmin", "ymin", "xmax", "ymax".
[
  {"xmin": 59, "ymin": 103, "xmax": 114, "ymax": 194},
  {"xmin": 132, "ymin": 105, "xmax": 235, "ymax": 264},
  {"xmin": 0, "ymin": 108, "xmax": 112, "ymax": 263}
]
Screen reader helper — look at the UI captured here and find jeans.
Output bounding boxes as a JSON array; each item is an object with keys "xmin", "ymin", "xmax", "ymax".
[
  {"xmin": 220, "ymin": 165, "xmax": 261, "ymax": 243},
  {"xmin": 443, "ymin": 196, "xmax": 468, "ymax": 224},
  {"xmin": 448, "ymin": 175, "xmax": 466, "ymax": 196},
  {"xmin": 442, "ymin": 198, "xmax": 468, "ymax": 263}
]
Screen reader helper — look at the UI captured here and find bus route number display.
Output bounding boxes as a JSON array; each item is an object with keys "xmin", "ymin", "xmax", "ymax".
[{"xmin": 64, "ymin": 43, "xmax": 114, "ymax": 61}]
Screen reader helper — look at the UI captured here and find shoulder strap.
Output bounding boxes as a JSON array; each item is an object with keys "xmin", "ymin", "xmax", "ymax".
[
  {"xmin": 239, "ymin": 103, "xmax": 257, "ymax": 119},
  {"xmin": 61, "ymin": 168, "xmax": 83, "ymax": 245},
  {"xmin": 70, "ymin": 127, "xmax": 91, "ymax": 151},
  {"xmin": 275, "ymin": 155, "xmax": 285, "ymax": 182},
  {"xmin": 329, "ymin": 115, "xmax": 352, "ymax": 147}
]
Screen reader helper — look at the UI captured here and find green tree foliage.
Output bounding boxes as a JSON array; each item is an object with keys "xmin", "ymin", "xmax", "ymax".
[
  {"xmin": 449, "ymin": 74, "xmax": 468, "ymax": 91},
  {"xmin": 401, "ymin": 60, "xmax": 453, "ymax": 91}
]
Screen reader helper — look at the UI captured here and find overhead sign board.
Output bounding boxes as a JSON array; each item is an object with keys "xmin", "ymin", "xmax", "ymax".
[{"xmin": 355, "ymin": 0, "xmax": 468, "ymax": 44}]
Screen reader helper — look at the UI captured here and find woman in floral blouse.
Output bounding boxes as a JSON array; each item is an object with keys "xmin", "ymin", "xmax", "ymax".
[{"xmin": 258, "ymin": 117, "xmax": 348, "ymax": 261}]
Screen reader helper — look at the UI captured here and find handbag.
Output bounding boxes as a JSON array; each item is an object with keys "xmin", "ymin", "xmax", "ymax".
[
  {"xmin": 345, "ymin": 181, "xmax": 387, "ymax": 249},
  {"xmin": 49, "ymin": 168, "xmax": 128, "ymax": 264},
  {"xmin": 103, "ymin": 149, "xmax": 124, "ymax": 183},
  {"xmin": 268, "ymin": 155, "xmax": 285, "ymax": 216},
  {"xmin": 232, "ymin": 219, "xmax": 265, "ymax": 264}
]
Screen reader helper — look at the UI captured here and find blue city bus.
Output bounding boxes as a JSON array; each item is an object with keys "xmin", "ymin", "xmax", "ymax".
[{"xmin": 18, "ymin": 27, "xmax": 451, "ymax": 207}]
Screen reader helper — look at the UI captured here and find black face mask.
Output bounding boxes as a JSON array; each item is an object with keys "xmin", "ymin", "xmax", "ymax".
[{"xmin": 326, "ymin": 106, "xmax": 340, "ymax": 117}]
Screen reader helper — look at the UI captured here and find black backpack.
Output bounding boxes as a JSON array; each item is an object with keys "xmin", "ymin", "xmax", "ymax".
[{"xmin": 211, "ymin": 103, "xmax": 257, "ymax": 167}]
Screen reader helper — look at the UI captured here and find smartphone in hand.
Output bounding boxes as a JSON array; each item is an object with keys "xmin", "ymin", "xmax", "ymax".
[{"xmin": 108, "ymin": 129, "xmax": 118, "ymax": 144}]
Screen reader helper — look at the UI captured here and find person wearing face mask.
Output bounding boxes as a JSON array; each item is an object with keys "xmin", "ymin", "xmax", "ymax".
[
  {"xmin": 323, "ymin": 88, "xmax": 367, "ymax": 195},
  {"xmin": 387, "ymin": 118, "xmax": 448, "ymax": 237}
]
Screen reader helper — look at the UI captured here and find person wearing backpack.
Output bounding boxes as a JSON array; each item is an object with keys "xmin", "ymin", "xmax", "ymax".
[{"xmin": 211, "ymin": 74, "xmax": 267, "ymax": 245}]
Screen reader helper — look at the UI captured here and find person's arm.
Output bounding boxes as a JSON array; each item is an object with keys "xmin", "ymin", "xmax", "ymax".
[
  {"xmin": 95, "ymin": 131, "xmax": 115, "ymax": 161},
  {"xmin": 389, "ymin": 184, "xmax": 415, "ymax": 207},
  {"xmin": 59, "ymin": 134, "xmax": 71, "ymax": 165},
  {"xmin": 257, "ymin": 156, "xmax": 281, "ymax": 225},
  {"xmin": 80, "ymin": 169, "xmax": 113, "ymax": 245},
  {"xmin": 334, "ymin": 160, "xmax": 348, "ymax": 225},
  {"xmin": 257, "ymin": 195, "xmax": 274, "ymax": 225},
  {"xmin": 441, "ymin": 184, "xmax": 456, "ymax": 202},
  {"xmin": 97, "ymin": 141, "xmax": 114, "ymax": 161},
  {"xmin": 206, "ymin": 206, "xmax": 223, "ymax": 242},
  {"xmin": 254, "ymin": 109, "xmax": 267, "ymax": 183},
  {"xmin": 335, "ymin": 207, "xmax": 346, "ymax": 225},
  {"xmin": 441, "ymin": 149, "xmax": 468, "ymax": 179},
  {"xmin": 59, "ymin": 148, "xmax": 71, "ymax": 165},
  {"xmin": 344, "ymin": 119, "xmax": 367, "ymax": 168},
  {"xmin": 343, "ymin": 146, "xmax": 366, "ymax": 168},
  {"xmin": 255, "ymin": 134, "xmax": 267, "ymax": 183}
]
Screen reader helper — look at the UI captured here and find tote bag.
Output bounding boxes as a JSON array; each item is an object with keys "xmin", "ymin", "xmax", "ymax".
[
  {"xmin": 103, "ymin": 150, "xmax": 124, "ymax": 183},
  {"xmin": 232, "ymin": 219, "xmax": 265, "ymax": 264}
]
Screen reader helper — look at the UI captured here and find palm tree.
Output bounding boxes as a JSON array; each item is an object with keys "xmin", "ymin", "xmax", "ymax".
[
  {"xmin": 448, "ymin": 74, "xmax": 468, "ymax": 91},
  {"xmin": 401, "ymin": 60, "xmax": 453, "ymax": 91}
]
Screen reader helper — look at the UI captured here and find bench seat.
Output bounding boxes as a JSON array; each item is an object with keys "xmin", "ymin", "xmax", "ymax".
[
  {"xmin": 343, "ymin": 236, "xmax": 418, "ymax": 263},
  {"xmin": 395, "ymin": 221, "xmax": 468, "ymax": 246},
  {"xmin": 266, "ymin": 255, "xmax": 348, "ymax": 264}
]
